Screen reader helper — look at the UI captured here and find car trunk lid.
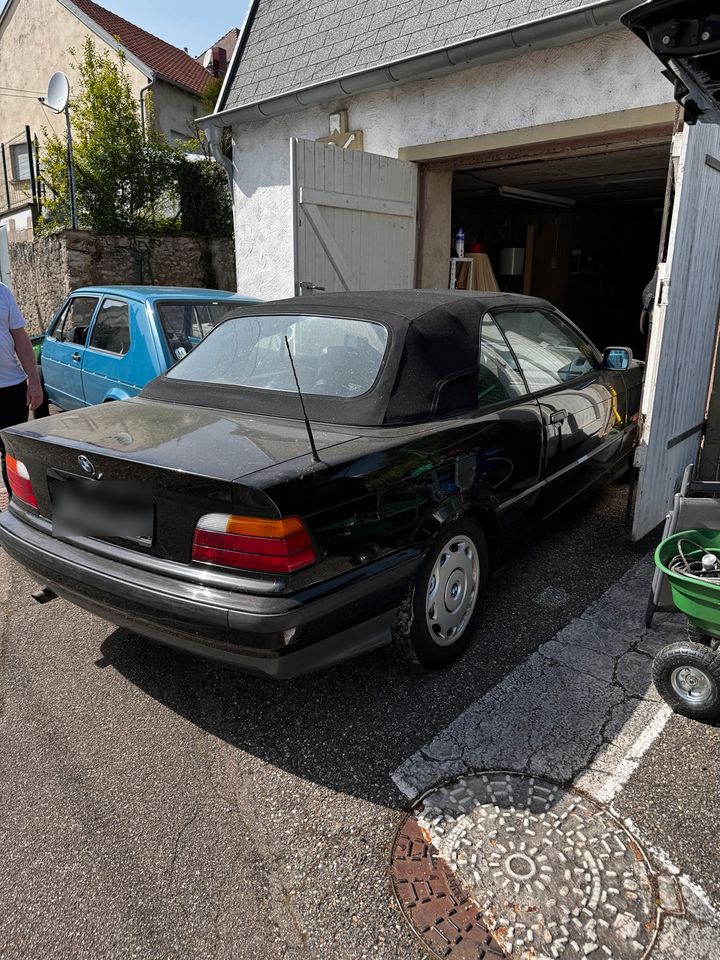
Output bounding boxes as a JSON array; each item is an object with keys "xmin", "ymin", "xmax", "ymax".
[{"xmin": 4, "ymin": 398, "xmax": 357, "ymax": 563}]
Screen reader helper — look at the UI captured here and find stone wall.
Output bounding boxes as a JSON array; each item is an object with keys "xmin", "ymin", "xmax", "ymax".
[
  {"xmin": 9, "ymin": 233, "xmax": 70, "ymax": 335},
  {"xmin": 9, "ymin": 230, "xmax": 237, "ymax": 335}
]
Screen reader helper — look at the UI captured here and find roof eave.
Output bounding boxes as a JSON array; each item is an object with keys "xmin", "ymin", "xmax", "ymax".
[
  {"xmin": 200, "ymin": 0, "xmax": 639, "ymax": 128},
  {"xmin": 214, "ymin": 0, "xmax": 259, "ymax": 113},
  {"xmin": 152, "ymin": 73, "xmax": 206, "ymax": 97}
]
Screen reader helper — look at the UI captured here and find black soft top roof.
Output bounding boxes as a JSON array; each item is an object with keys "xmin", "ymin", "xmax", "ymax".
[{"xmin": 143, "ymin": 290, "xmax": 553, "ymax": 427}]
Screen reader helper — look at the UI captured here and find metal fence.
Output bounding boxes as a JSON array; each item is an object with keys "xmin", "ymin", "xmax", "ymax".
[{"xmin": 0, "ymin": 126, "xmax": 40, "ymax": 218}]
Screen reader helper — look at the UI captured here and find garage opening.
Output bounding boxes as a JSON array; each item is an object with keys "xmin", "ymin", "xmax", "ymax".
[{"xmin": 450, "ymin": 142, "xmax": 671, "ymax": 359}]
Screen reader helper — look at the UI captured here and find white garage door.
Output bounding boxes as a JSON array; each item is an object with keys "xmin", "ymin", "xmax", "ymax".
[
  {"xmin": 291, "ymin": 138, "xmax": 417, "ymax": 295},
  {"xmin": 633, "ymin": 120, "xmax": 720, "ymax": 540}
]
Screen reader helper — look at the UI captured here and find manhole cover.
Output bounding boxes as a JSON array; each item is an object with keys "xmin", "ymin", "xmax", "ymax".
[{"xmin": 392, "ymin": 772, "xmax": 659, "ymax": 960}]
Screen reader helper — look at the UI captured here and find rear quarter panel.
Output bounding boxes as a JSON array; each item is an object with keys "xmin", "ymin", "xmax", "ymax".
[{"xmin": 257, "ymin": 403, "xmax": 546, "ymax": 590}]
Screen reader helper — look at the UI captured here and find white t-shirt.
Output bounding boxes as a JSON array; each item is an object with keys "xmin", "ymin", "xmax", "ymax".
[{"xmin": 0, "ymin": 282, "xmax": 27, "ymax": 389}]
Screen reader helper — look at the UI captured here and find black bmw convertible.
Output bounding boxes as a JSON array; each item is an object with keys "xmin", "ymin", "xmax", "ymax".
[{"xmin": 0, "ymin": 291, "xmax": 642, "ymax": 677}]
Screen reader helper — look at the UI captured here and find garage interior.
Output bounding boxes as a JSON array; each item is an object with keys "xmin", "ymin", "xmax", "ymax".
[{"xmin": 448, "ymin": 140, "xmax": 672, "ymax": 359}]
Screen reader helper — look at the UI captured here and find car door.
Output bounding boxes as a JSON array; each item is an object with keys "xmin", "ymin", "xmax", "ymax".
[
  {"xmin": 41, "ymin": 295, "xmax": 100, "ymax": 410},
  {"xmin": 82, "ymin": 296, "xmax": 146, "ymax": 405},
  {"xmin": 470, "ymin": 313, "xmax": 546, "ymax": 552},
  {"xmin": 492, "ymin": 305, "xmax": 622, "ymax": 516}
]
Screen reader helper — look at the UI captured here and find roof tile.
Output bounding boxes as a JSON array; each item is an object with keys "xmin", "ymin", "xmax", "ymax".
[
  {"xmin": 71, "ymin": 0, "xmax": 213, "ymax": 94},
  {"xmin": 223, "ymin": 0, "xmax": 612, "ymax": 111}
]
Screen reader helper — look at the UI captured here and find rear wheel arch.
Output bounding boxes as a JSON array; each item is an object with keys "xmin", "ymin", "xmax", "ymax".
[
  {"xmin": 456, "ymin": 504, "xmax": 498, "ymax": 564},
  {"xmin": 414, "ymin": 498, "xmax": 499, "ymax": 566},
  {"xmin": 102, "ymin": 390, "xmax": 131, "ymax": 402}
]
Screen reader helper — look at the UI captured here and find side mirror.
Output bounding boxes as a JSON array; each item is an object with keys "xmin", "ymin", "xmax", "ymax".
[{"xmin": 602, "ymin": 346, "xmax": 632, "ymax": 371}]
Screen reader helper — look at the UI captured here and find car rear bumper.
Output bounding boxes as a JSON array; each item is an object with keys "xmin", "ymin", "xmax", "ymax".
[{"xmin": 0, "ymin": 508, "xmax": 423, "ymax": 678}]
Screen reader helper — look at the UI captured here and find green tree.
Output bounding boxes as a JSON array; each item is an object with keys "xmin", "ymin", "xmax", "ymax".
[{"xmin": 39, "ymin": 39, "xmax": 178, "ymax": 233}]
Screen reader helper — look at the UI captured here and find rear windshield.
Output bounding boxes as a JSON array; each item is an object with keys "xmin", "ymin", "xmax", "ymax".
[
  {"xmin": 156, "ymin": 300, "xmax": 240, "ymax": 358},
  {"xmin": 165, "ymin": 314, "xmax": 388, "ymax": 398}
]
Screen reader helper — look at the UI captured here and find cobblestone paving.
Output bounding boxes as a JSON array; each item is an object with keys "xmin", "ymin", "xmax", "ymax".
[{"xmin": 393, "ymin": 557, "xmax": 720, "ymax": 959}]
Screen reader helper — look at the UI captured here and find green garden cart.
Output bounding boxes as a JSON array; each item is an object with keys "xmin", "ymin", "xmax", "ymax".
[{"xmin": 649, "ymin": 465, "xmax": 720, "ymax": 721}]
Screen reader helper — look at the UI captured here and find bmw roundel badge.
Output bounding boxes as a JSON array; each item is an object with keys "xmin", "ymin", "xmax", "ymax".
[{"xmin": 78, "ymin": 455, "xmax": 95, "ymax": 477}]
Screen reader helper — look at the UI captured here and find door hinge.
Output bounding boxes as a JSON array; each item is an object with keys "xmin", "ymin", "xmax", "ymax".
[{"xmin": 299, "ymin": 281, "xmax": 325, "ymax": 292}]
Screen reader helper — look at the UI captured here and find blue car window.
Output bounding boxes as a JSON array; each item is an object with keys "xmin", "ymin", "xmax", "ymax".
[
  {"xmin": 88, "ymin": 299, "xmax": 131, "ymax": 355},
  {"xmin": 54, "ymin": 297, "xmax": 99, "ymax": 346},
  {"xmin": 156, "ymin": 301, "xmax": 240, "ymax": 359}
]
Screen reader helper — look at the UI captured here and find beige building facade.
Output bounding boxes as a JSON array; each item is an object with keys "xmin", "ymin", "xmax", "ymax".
[{"xmin": 0, "ymin": 0, "xmax": 213, "ymax": 236}]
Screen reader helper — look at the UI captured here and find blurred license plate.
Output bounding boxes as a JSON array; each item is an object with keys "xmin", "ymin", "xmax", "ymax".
[{"xmin": 52, "ymin": 478, "xmax": 154, "ymax": 545}]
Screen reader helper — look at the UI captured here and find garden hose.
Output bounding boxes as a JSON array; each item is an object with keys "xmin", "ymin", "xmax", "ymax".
[{"xmin": 668, "ymin": 538, "xmax": 720, "ymax": 585}]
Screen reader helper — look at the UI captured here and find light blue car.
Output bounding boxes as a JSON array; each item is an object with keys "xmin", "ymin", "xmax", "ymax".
[{"xmin": 41, "ymin": 286, "xmax": 260, "ymax": 410}]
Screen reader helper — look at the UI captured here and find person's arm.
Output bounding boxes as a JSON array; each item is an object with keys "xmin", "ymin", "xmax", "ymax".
[{"xmin": 10, "ymin": 327, "xmax": 43, "ymax": 411}]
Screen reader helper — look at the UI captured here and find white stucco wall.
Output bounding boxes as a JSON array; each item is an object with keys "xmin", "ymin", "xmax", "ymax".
[{"xmin": 231, "ymin": 28, "xmax": 674, "ymax": 300}]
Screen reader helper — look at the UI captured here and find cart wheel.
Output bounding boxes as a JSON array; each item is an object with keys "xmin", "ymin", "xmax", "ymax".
[{"xmin": 652, "ymin": 641, "xmax": 720, "ymax": 721}]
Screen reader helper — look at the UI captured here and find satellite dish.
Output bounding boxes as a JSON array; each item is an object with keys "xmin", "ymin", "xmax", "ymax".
[{"xmin": 45, "ymin": 72, "xmax": 70, "ymax": 113}]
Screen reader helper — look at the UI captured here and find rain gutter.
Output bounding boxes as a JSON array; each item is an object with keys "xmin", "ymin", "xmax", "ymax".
[{"xmin": 198, "ymin": 0, "xmax": 640, "ymax": 141}]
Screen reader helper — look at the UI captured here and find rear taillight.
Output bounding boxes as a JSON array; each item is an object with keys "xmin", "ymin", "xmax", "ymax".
[
  {"xmin": 192, "ymin": 514, "xmax": 318, "ymax": 574},
  {"xmin": 6, "ymin": 456, "xmax": 37, "ymax": 508}
]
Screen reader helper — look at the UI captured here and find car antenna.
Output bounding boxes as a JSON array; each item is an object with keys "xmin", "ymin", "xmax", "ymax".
[{"xmin": 284, "ymin": 336, "xmax": 320, "ymax": 463}]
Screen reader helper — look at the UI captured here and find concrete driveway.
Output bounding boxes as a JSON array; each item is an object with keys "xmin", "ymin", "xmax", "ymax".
[{"xmin": 1, "ymin": 484, "xmax": 718, "ymax": 959}]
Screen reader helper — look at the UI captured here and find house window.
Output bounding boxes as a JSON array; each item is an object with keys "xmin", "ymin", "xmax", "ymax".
[{"xmin": 9, "ymin": 143, "xmax": 30, "ymax": 182}]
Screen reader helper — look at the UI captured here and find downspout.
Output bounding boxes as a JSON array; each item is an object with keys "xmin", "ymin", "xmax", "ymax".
[
  {"xmin": 200, "ymin": 119, "xmax": 238, "ymax": 289},
  {"xmin": 139, "ymin": 78, "xmax": 154, "ymax": 139},
  {"xmin": 200, "ymin": 121, "xmax": 233, "ymax": 186}
]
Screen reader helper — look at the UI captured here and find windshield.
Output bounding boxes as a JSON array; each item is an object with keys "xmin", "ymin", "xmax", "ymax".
[
  {"xmin": 156, "ymin": 300, "xmax": 240, "ymax": 359},
  {"xmin": 165, "ymin": 314, "xmax": 388, "ymax": 398}
]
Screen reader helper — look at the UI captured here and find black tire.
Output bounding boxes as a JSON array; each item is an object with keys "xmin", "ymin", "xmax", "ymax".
[
  {"xmin": 652, "ymin": 641, "xmax": 720, "ymax": 721},
  {"xmin": 392, "ymin": 517, "xmax": 488, "ymax": 668}
]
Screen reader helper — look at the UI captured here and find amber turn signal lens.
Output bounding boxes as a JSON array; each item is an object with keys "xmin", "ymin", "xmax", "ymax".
[{"xmin": 224, "ymin": 515, "xmax": 307, "ymax": 538}]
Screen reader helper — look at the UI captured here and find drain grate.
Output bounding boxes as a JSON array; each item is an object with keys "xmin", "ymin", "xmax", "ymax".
[{"xmin": 392, "ymin": 772, "xmax": 660, "ymax": 960}]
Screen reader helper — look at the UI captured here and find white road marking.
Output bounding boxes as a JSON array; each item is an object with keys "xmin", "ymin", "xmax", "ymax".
[{"xmin": 578, "ymin": 703, "xmax": 672, "ymax": 804}]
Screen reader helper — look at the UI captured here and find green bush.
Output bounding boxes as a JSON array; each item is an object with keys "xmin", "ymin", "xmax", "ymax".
[
  {"xmin": 177, "ymin": 156, "xmax": 233, "ymax": 237},
  {"xmin": 37, "ymin": 39, "xmax": 232, "ymax": 238}
]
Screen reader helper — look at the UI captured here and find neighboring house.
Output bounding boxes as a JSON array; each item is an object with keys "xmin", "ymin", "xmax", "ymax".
[
  {"xmin": 0, "ymin": 0, "xmax": 214, "ymax": 236},
  {"xmin": 201, "ymin": 0, "xmax": 720, "ymax": 541},
  {"xmin": 196, "ymin": 27, "xmax": 240, "ymax": 80}
]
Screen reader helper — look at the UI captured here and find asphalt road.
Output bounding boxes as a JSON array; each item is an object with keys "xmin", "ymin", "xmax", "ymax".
[{"xmin": 0, "ymin": 483, "xmax": 718, "ymax": 959}]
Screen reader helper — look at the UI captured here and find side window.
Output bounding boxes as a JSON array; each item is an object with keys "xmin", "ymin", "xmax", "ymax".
[
  {"xmin": 492, "ymin": 308, "xmax": 598, "ymax": 393},
  {"xmin": 88, "ymin": 298, "xmax": 131, "ymax": 355},
  {"xmin": 478, "ymin": 314, "xmax": 528, "ymax": 406},
  {"xmin": 53, "ymin": 297, "xmax": 99, "ymax": 345}
]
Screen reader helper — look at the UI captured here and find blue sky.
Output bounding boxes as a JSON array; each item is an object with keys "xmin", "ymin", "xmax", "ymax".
[{"xmin": 109, "ymin": 1, "xmax": 250, "ymax": 57}]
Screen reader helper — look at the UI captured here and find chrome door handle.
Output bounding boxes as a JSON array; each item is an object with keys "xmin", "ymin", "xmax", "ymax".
[
  {"xmin": 71, "ymin": 352, "xmax": 82, "ymax": 362},
  {"xmin": 549, "ymin": 409, "xmax": 567, "ymax": 424}
]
